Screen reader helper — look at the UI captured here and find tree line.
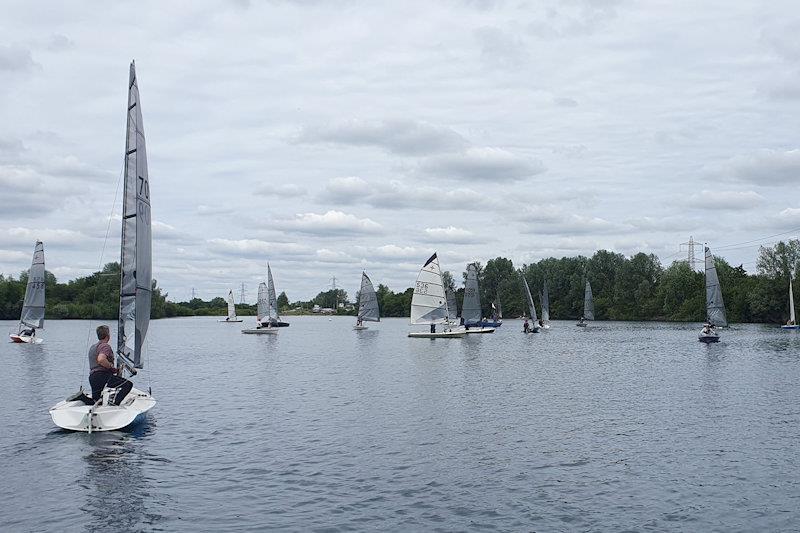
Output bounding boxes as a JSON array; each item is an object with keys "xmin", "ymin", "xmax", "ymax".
[{"xmin": 1, "ymin": 241, "xmax": 798, "ymax": 323}]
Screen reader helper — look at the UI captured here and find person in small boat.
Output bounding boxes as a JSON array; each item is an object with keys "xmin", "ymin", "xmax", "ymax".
[
  {"xmin": 702, "ymin": 323, "xmax": 715, "ymax": 335},
  {"xmin": 430, "ymin": 324, "xmax": 436, "ymax": 333},
  {"xmin": 787, "ymin": 320, "xmax": 796, "ymax": 326},
  {"xmin": 538, "ymin": 319, "xmax": 544, "ymax": 328},
  {"xmin": 89, "ymin": 325, "xmax": 133, "ymax": 405},
  {"xmin": 356, "ymin": 317, "xmax": 363, "ymax": 327},
  {"xmin": 523, "ymin": 319, "xmax": 530, "ymax": 333},
  {"xmin": 20, "ymin": 327, "xmax": 35, "ymax": 337},
  {"xmin": 578, "ymin": 316, "xmax": 585, "ymax": 325}
]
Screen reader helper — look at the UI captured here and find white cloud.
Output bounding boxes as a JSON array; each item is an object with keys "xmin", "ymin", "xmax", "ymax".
[
  {"xmin": 207, "ymin": 238, "xmax": 310, "ymax": 258},
  {"xmin": 279, "ymin": 210, "xmax": 383, "ymax": 235},
  {"xmin": 722, "ymin": 149, "xmax": 800, "ymax": 185},
  {"xmin": 422, "ymin": 226, "xmax": 477, "ymax": 243},
  {"xmin": 687, "ymin": 190, "xmax": 764, "ymax": 210}
]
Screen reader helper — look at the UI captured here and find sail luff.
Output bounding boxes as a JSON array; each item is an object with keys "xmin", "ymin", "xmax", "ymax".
[
  {"xmin": 19, "ymin": 240, "xmax": 45, "ymax": 330},
  {"xmin": 118, "ymin": 61, "xmax": 152, "ymax": 370},
  {"xmin": 584, "ymin": 280, "xmax": 594, "ymax": 320},
  {"xmin": 357, "ymin": 271, "xmax": 380, "ymax": 322},
  {"xmin": 790, "ymin": 279, "xmax": 796, "ymax": 323},
  {"xmin": 704, "ymin": 247, "xmax": 727, "ymax": 327},
  {"xmin": 267, "ymin": 264, "xmax": 279, "ymax": 321},
  {"xmin": 227, "ymin": 290, "xmax": 237, "ymax": 320},
  {"xmin": 410, "ymin": 253, "xmax": 449, "ymax": 325},
  {"xmin": 462, "ymin": 264, "xmax": 482, "ymax": 325},
  {"xmin": 523, "ymin": 276, "xmax": 538, "ymax": 322}
]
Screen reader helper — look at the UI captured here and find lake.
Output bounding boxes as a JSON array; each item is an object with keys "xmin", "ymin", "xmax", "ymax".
[{"xmin": 1, "ymin": 316, "xmax": 799, "ymax": 531}]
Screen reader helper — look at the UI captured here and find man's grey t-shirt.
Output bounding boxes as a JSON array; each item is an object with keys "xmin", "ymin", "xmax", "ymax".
[{"xmin": 88, "ymin": 341, "xmax": 114, "ymax": 374}]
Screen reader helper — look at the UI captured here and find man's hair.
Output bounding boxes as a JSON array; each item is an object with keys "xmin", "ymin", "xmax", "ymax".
[{"xmin": 96, "ymin": 325, "xmax": 110, "ymax": 340}]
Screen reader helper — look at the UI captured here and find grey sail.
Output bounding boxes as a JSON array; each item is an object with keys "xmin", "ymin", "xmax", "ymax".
[
  {"xmin": 541, "ymin": 280, "xmax": 550, "ymax": 322},
  {"xmin": 446, "ymin": 287, "xmax": 458, "ymax": 320},
  {"xmin": 267, "ymin": 264, "xmax": 279, "ymax": 321},
  {"xmin": 704, "ymin": 247, "xmax": 727, "ymax": 327},
  {"xmin": 462, "ymin": 264, "xmax": 482, "ymax": 325},
  {"xmin": 20, "ymin": 240, "xmax": 45, "ymax": 330},
  {"xmin": 357, "ymin": 271, "xmax": 380, "ymax": 322},
  {"xmin": 257, "ymin": 282, "xmax": 268, "ymax": 322},
  {"xmin": 118, "ymin": 61, "xmax": 152, "ymax": 370},
  {"xmin": 583, "ymin": 280, "xmax": 594, "ymax": 321},
  {"xmin": 522, "ymin": 276, "xmax": 538, "ymax": 322}
]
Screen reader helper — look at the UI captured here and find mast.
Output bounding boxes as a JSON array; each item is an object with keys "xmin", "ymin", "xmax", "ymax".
[
  {"xmin": 19, "ymin": 241, "xmax": 45, "ymax": 332},
  {"xmin": 118, "ymin": 61, "xmax": 152, "ymax": 371}
]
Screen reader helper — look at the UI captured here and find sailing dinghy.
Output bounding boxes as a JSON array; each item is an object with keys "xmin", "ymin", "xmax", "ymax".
[
  {"xmin": 521, "ymin": 276, "xmax": 540, "ymax": 333},
  {"xmin": 577, "ymin": 280, "xmax": 593, "ymax": 327},
  {"xmin": 219, "ymin": 289, "xmax": 243, "ymax": 322},
  {"xmin": 260, "ymin": 264, "xmax": 289, "ymax": 327},
  {"xmin": 781, "ymin": 277, "xmax": 799, "ymax": 329},
  {"xmin": 50, "ymin": 62, "xmax": 156, "ymax": 431},
  {"xmin": 9, "ymin": 241, "xmax": 45, "ymax": 344},
  {"xmin": 242, "ymin": 282, "xmax": 278, "ymax": 334},
  {"xmin": 461, "ymin": 263, "xmax": 494, "ymax": 333},
  {"xmin": 354, "ymin": 271, "xmax": 380, "ymax": 330},
  {"xmin": 408, "ymin": 253, "xmax": 464, "ymax": 338},
  {"xmin": 699, "ymin": 246, "xmax": 726, "ymax": 343}
]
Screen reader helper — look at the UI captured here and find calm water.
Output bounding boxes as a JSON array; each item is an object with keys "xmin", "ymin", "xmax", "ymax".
[{"xmin": 1, "ymin": 316, "xmax": 799, "ymax": 532}]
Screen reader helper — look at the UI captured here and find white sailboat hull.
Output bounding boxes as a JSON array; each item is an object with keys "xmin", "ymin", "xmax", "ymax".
[
  {"xmin": 218, "ymin": 319, "xmax": 243, "ymax": 323},
  {"xmin": 242, "ymin": 328, "xmax": 278, "ymax": 334},
  {"xmin": 781, "ymin": 324, "xmax": 800, "ymax": 330},
  {"xmin": 353, "ymin": 325, "xmax": 369, "ymax": 330},
  {"xmin": 464, "ymin": 327, "xmax": 495, "ymax": 334},
  {"xmin": 9, "ymin": 334, "xmax": 43, "ymax": 344},
  {"xmin": 408, "ymin": 330, "xmax": 465, "ymax": 338},
  {"xmin": 49, "ymin": 387, "xmax": 155, "ymax": 432},
  {"xmin": 698, "ymin": 330, "xmax": 720, "ymax": 343}
]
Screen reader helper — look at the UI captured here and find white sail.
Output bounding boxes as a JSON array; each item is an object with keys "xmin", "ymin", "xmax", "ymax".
[
  {"xmin": 267, "ymin": 264, "xmax": 279, "ymax": 321},
  {"xmin": 118, "ymin": 61, "xmax": 152, "ymax": 370},
  {"xmin": 357, "ymin": 271, "xmax": 380, "ymax": 322},
  {"xmin": 462, "ymin": 264, "xmax": 482, "ymax": 325},
  {"xmin": 227, "ymin": 290, "xmax": 237, "ymax": 320},
  {"xmin": 410, "ymin": 253, "xmax": 450, "ymax": 325},
  {"xmin": 257, "ymin": 282, "xmax": 268, "ymax": 322},
  {"xmin": 541, "ymin": 280, "xmax": 550, "ymax": 323},
  {"xmin": 583, "ymin": 280, "xmax": 594, "ymax": 321},
  {"xmin": 19, "ymin": 240, "xmax": 45, "ymax": 330},
  {"xmin": 790, "ymin": 279, "xmax": 796, "ymax": 324},
  {"xmin": 522, "ymin": 276, "xmax": 538, "ymax": 322},
  {"xmin": 704, "ymin": 247, "xmax": 727, "ymax": 327}
]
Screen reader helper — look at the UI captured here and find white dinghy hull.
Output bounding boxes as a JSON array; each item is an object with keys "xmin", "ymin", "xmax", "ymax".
[
  {"xmin": 49, "ymin": 387, "xmax": 156, "ymax": 432},
  {"xmin": 9, "ymin": 334, "xmax": 43, "ymax": 344},
  {"xmin": 353, "ymin": 325, "xmax": 369, "ymax": 330},
  {"xmin": 408, "ymin": 330, "xmax": 465, "ymax": 338},
  {"xmin": 465, "ymin": 327, "xmax": 495, "ymax": 334},
  {"xmin": 242, "ymin": 328, "xmax": 278, "ymax": 334}
]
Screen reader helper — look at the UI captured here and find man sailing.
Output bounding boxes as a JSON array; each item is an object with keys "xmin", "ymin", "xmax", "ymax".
[{"xmin": 88, "ymin": 325, "xmax": 133, "ymax": 405}]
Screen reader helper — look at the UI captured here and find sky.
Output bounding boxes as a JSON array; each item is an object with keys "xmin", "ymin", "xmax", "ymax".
[{"xmin": 1, "ymin": 0, "xmax": 799, "ymax": 302}]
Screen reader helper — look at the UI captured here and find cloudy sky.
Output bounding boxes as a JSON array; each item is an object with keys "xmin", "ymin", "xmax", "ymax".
[{"xmin": 1, "ymin": 0, "xmax": 799, "ymax": 302}]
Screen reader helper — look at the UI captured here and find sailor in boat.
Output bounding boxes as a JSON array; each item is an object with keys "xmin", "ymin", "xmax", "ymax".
[
  {"xmin": 538, "ymin": 318, "xmax": 544, "ymax": 328},
  {"xmin": 430, "ymin": 324, "xmax": 436, "ymax": 334},
  {"xmin": 523, "ymin": 318, "xmax": 530, "ymax": 333},
  {"xmin": 356, "ymin": 317, "xmax": 363, "ymax": 327},
  {"xmin": 577, "ymin": 316, "xmax": 586, "ymax": 326},
  {"xmin": 787, "ymin": 320, "xmax": 796, "ymax": 327},
  {"xmin": 701, "ymin": 323, "xmax": 715, "ymax": 336},
  {"xmin": 88, "ymin": 325, "xmax": 133, "ymax": 405},
  {"xmin": 20, "ymin": 326, "xmax": 35, "ymax": 338}
]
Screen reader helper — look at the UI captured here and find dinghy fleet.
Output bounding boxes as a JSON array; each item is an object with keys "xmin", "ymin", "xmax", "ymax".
[{"xmin": 5, "ymin": 61, "xmax": 800, "ymax": 434}]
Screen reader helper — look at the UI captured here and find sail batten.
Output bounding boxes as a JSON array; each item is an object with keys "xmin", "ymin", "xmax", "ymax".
[
  {"xmin": 583, "ymin": 280, "xmax": 594, "ymax": 321},
  {"xmin": 117, "ymin": 61, "xmax": 151, "ymax": 370},
  {"xmin": 704, "ymin": 247, "xmax": 727, "ymax": 327},
  {"xmin": 357, "ymin": 272, "xmax": 380, "ymax": 322},
  {"xmin": 410, "ymin": 253, "xmax": 450, "ymax": 324},
  {"xmin": 462, "ymin": 264, "xmax": 482, "ymax": 325},
  {"xmin": 20, "ymin": 241, "xmax": 45, "ymax": 330}
]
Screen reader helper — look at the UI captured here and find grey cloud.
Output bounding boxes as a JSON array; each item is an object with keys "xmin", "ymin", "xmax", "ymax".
[
  {"xmin": 296, "ymin": 119, "xmax": 468, "ymax": 156},
  {"xmin": 722, "ymin": 149, "xmax": 800, "ymax": 185},
  {"xmin": 254, "ymin": 183, "xmax": 307, "ymax": 198},
  {"xmin": 420, "ymin": 147, "xmax": 545, "ymax": 182},
  {"xmin": 687, "ymin": 190, "xmax": 764, "ymax": 210},
  {"xmin": 553, "ymin": 97, "xmax": 578, "ymax": 107},
  {"xmin": 207, "ymin": 238, "xmax": 312, "ymax": 259},
  {"xmin": 0, "ymin": 45, "xmax": 38, "ymax": 72},
  {"xmin": 517, "ymin": 208, "xmax": 626, "ymax": 235},
  {"xmin": 474, "ymin": 26, "xmax": 529, "ymax": 68},
  {"xmin": 47, "ymin": 34, "xmax": 74, "ymax": 52}
]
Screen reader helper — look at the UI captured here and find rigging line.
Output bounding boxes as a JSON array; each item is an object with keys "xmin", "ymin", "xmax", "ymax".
[{"xmin": 714, "ymin": 226, "xmax": 800, "ymax": 250}]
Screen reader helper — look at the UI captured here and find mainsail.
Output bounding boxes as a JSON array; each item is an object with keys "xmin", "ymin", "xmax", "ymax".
[
  {"xmin": 522, "ymin": 276, "xmax": 538, "ymax": 322},
  {"xmin": 446, "ymin": 288, "xmax": 458, "ymax": 321},
  {"xmin": 257, "ymin": 282, "xmax": 268, "ymax": 322},
  {"xmin": 118, "ymin": 61, "xmax": 152, "ymax": 370},
  {"xmin": 704, "ymin": 247, "xmax": 727, "ymax": 327},
  {"xmin": 790, "ymin": 278, "xmax": 797, "ymax": 324},
  {"xmin": 19, "ymin": 240, "xmax": 45, "ymax": 330},
  {"xmin": 541, "ymin": 280, "xmax": 550, "ymax": 322},
  {"xmin": 462, "ymin": 264, "xmax": 482, "ymax": 325},
  {"xmin": 583, "ymin": 280, "xmax": 594, "ymax": 321},
  {"xmin": 357, "ymin": 271, "xmax": 380, "ymax": 322},
  {"xmin": 410, "ymin": 253, "xmax": 450, "ymax": 324},
  {"xmin": 267, "ymin": 264, "xmax": 279, "ymax": 321},
  {"xmin": 227, "ymin": 290, "xmax": 237, "ymax": 321}
]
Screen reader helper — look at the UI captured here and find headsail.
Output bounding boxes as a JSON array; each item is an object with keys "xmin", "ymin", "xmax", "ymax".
[
  {"xmin": 118, "ymin": 61, "xmax": 152, "ymax": 370},
  {"xmin": 541, "ymin": 280, "xmax": 550, "ymax": 323},
  {"xmin": 20, "ymin": 240, "xmax": 45, "ymax": 330},
  {"xmin": 410, "ymin": 253, "xmax": 449, "ymax": 324},
  {"xmin": 790, "ymin": 278, "xmax": 796, "ymax": 324},
  {"xmin": 583, "ymin": 280, "xmax": 594, "ymax": 321},
  {"xmin": 267, "ymin": 264, "xmax": 279, "ymax": 321},
  {"xmin": 462, "ymin": 264, "xmax": 482, "ymax": 325},
  {"xmin": 257, "ymin": 282, "xmax": 268, "ymax": 322},
  {"xmin": 522, "ymin": 276, "xmax": 538, "ymax": 322},
  {"xmin": 357, "ymin": 271, "xmax": 380, "ymax": 322},
  {"xmin": 704, "ymin": 247, "xmax": 727, "ymax": 327},
  {"xmin": 227, "ymin": 290, "xmax": 237, "ymax": 321}
]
